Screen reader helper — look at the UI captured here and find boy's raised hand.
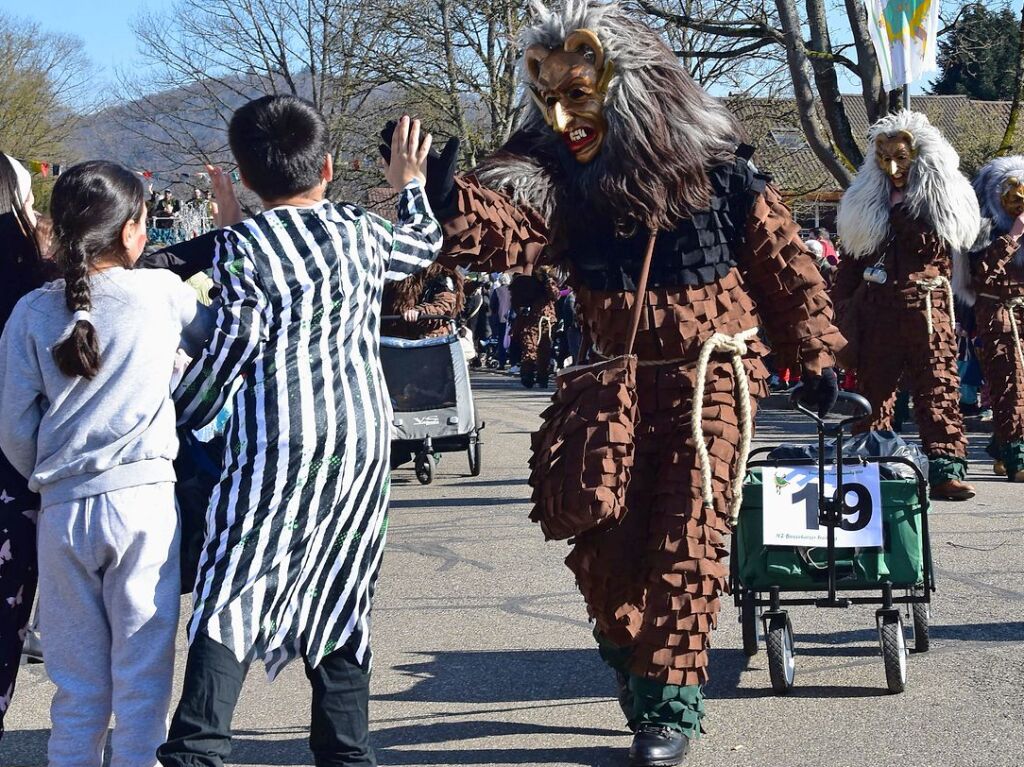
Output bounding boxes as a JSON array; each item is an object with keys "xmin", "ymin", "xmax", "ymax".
[
  {"xmin": 206, "ymin": 164, "xmax": 244, "ymax": 227},
  {"xmin": 384, "ymin": 116, "xmax": 431, "ymax": 192}
]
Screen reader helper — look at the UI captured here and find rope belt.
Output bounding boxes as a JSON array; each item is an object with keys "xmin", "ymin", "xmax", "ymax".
[
  {"xmin": 916, "ymin": 276, "xmax": 955, "ymax": 337},
  {"xmin": 537, "ymin": 315, "xmax": 555, "ymax": 340},
  {"xmin": 690, "ymin": 327, "xmax": 760, "ymax": 525},
  {"xmin": 979, "ymin": 292, "xmax": 1024, "ymax": 369}
]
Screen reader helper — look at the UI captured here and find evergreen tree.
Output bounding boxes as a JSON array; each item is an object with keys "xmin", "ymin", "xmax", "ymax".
[{"xmin": 932, "ymin": 2, "xmax": 1021, "ymax": 101}]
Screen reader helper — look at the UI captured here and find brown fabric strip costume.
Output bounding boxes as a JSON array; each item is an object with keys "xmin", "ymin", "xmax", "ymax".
[
  {"xmin": 834, "ymin": 208, "xmax": 966, "ymax": 459},
  {"xmin": 973, "ymin": 234, "xmax": 1024, "ymax": 453},
  {"xmin": 382, "ymin": 263, "xmax": 464, "ymax": 339},
  {"xmin": 510, "ymin": 273, "xmax": 561, "ymax": 385},
  {"xmin": 440, "ymin": 176, "xmax": 839, "ymax": 685}
]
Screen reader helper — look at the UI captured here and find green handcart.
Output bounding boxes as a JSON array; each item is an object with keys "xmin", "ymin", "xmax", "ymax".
[{"xmin": 730, "ymin": 389, "xmax": 935, "ymax": 694}]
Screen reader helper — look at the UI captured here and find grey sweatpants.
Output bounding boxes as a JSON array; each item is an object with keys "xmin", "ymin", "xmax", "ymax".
[{"xmin": 37, "ymin": 482, "xmax": 180, "ymax": 767}]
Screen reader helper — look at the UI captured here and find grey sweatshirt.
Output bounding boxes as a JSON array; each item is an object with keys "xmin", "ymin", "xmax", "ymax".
[{"xmin": 0, "ymin": 267, "xmax": 211, "ymax": 506}]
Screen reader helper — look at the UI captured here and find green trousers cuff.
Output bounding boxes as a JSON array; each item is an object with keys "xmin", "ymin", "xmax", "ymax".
[
  {"xmin": 594, "ymin": 629, "xmax": 632, "ymax": 674},
  {"xmin": 928, "ymin": 454, "xmax": 967, "ymax": 485},
  {"xmin": 1002, "ymin": 441, "xmax": 1024, "ymax": 476},
  {"xmin": 986, "ymin": 437, "xmax": 1000, "ymax": 462},
  {"xmin": 629, "ymin": 676, "xmax": 705, "ymax": 738}
]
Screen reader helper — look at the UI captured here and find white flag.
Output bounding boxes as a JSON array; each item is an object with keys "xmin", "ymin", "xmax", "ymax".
[{"xmin": 865, "ymin": 0, "xmax": 940, "ymax": 91}]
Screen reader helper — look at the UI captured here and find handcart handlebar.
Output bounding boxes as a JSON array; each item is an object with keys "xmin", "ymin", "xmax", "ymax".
[
  {"xmin": 789, "ymin": 385, "xmax": 872, "ymax": 431},
  {"xmin": 381, "ymin": 314, "xmax": 457, "ymax": 322}
]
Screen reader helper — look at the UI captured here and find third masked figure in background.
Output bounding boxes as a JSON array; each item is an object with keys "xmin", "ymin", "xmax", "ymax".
[
  {"xmin": 835, "ymin": 111, "xmax": 980, "ymax": 501},
  {"xmin": 962, "ymin": 157, "xmax": 1024, "ymax": 481}
]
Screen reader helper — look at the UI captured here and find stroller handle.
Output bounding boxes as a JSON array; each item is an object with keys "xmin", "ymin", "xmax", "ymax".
[
  {"xmin": 381, "ymin": 314, "xmax": 456, "ymax": 322},
  {"xmin": 789, "ymin": 384, "xmax": 872, "ymax": 430}
]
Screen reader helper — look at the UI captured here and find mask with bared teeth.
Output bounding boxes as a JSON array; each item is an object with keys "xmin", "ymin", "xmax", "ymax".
[{"xmin": 524, "ymin": 29, "xmax": 613, "ymax": 164}]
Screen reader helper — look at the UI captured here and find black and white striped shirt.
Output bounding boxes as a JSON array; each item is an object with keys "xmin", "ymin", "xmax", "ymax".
[{"xmin": 176, "ymin": 181, "xmax": 440, "ymax": 677}]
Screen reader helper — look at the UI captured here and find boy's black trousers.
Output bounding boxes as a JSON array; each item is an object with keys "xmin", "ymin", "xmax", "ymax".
[{"xmin": 157, "ymin": 632, "xmax": 375, "ymax": 766}]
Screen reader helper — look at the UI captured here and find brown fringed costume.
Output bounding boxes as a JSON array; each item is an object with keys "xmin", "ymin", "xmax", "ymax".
[
  {"xmin": 409, "ymin": 2, "xmax": 841, "ymax": 758},
  {"xmin": 445, "ymin": 173, "xmax": 840, "ymax": 684},
  {"xmin": 833, "ymin": 208, "xmax": 965, "ymax": 463},
  {"xmin": 382, "ymin": 262, "xmax": 463, "ymax": 339},
  {"xmin": 965, "ymin": 156, "xmax": 1024, "ymax": 479},
  {"xmin": 835, "ymin": 111, "xmax": 980, "ymax": 494},
  {"xmin": 509, "ymin": 271, "xmax": 560, "ymax": 387}
]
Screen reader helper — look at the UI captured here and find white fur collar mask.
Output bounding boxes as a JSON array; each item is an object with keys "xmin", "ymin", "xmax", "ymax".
[{"xmin": 836, "ymin": 111, "xmax": 980, "ymax": 261}]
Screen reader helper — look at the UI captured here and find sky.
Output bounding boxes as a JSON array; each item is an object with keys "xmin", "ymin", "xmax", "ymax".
[
  {"xmin": 16, "ymin": 0, "xmax": 964, "ymax": 99},
  {"xmin": 21, "ymin": 0, "xmax": 145, "ymax": 80}
]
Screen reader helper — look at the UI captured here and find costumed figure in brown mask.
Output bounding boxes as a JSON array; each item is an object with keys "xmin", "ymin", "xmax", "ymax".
[
  {"xmin": 961, "ymin": 157, "xmax": 1024, "ymax": 480},
  {"xmin": 382, "ymin": 262, "xmax": 464, "ymax": 339},
  {"xmin": 509, "ymin": 267, "xmax": 561, "ymax": 387},
  {"xmin": 381, "ymin": 2, "xmax": 842, "ymax": 763},
  {"xmin": 834, "ymin": 111, "xmax": 980, "ymax": 500}
]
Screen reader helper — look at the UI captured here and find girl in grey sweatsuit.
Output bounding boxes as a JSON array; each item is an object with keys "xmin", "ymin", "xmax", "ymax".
[{"xmin": 0, "ymin": 161, "xmax": 210, "ymax": 767}]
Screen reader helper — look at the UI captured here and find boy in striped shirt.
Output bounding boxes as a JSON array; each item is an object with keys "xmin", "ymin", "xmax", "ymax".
[{"xmin": 159, "ymin": 98, "xmax": 439, "ymax": 766}]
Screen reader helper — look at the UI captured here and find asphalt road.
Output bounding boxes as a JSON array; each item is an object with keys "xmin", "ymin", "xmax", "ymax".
[{"xmin": 3, "ymin": 373, "xmax": 1022, "ymax": 767}]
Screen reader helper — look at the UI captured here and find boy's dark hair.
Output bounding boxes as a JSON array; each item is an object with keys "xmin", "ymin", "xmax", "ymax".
[
  {"xmin": 50, "ymin": 161, "xmax": 143, "ymax": 379},
  {"xmin": 229, "ymin": 95, "xmax": 329, "ymax": 201}
]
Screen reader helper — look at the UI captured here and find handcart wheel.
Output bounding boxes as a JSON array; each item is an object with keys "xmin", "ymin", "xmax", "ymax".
[
  {"xmin": 468, "ymin": 439, "xmax": 482, "ymax": 477},
  {"xmin": 911, "ymin": 602, "xmax": 930, "ymax": 654},
  {"xmin": 741, "ymin": 590, "xmax": 759, "ymax": 657},
  {"xmin": 415, "ymin": 453, "xmax": 434, "ymax": 485},
  {"xmin": 878, "ymin": 613, "xmax": 908, "ymax": 693},
  {"xmin": 765, "ymin": 613, "xmax": 795, "ymax": 694}
]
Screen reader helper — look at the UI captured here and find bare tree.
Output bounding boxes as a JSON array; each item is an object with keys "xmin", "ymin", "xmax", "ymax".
[
  {"xmin": 638, "ymin": 0, "xmax": 788, "ymax": 95},
  {"xmin": 0, "ymin": 12, "xmax": 92, "ymax": 161},
  {"xmin": 380, "ymin": 0, "xmax": 531, "ymax": 165},
  {"xmin": 121, "ymin": 0, "xmax": 398, "ymax": 196},
  {"xmin": 632, "ymin": 0, "xmax": 973, "ymax": 188}
]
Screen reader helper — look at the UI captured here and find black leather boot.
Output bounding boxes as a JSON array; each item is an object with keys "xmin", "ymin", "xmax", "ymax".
[{"xmin": 628, "ymin": 723, "xmax": 689, "ymax": 766}]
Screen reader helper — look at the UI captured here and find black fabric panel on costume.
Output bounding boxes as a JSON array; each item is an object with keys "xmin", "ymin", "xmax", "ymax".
[{"xmin": 567, "ymin": 146, "xmax": 769, "ymax": 291}]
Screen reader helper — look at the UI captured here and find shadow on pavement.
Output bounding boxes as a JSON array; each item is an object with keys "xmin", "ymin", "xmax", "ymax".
[
  {"xmin": 0, "ymin": 727, "xmax": 48, "ymax": 763},
  {"xmin": 389, "ymin": 496, "xmax": 528, "ymax": 509},
  {"xmin": 705, "ymin": 648, "xmax": 890, "ymax": 699},
  {"xmin": 232, "ymin": 720, "xmax": 623, "ymax": 765},
  {"xmin": 374, "ymin": 648, "xmax": 611, "ymax": 703},
  {"xmin": 796, "ymin": 621, "xmax": 1024, "ymax": 644}
]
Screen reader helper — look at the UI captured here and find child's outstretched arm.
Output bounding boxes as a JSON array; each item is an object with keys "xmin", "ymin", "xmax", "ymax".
[
  {"xmin": 372, "ymin": 180, "xmax": 443, "ymax": 283},
  {"xmin": 0, "ymin": 307, "xmax": 44, "ymax": 480},
  {"xmin": 175, "ymin": 230, "xmax": 267, "ymax": 428},
  {"xmin": 372, "ymin": 116, "xmax": 442, "ymax": 282}
]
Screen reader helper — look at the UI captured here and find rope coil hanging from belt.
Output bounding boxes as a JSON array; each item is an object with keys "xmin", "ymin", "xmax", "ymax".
[
  {"xmin": 690, "ymin": 326, "xmax": 760, "ymax": 525},
  {"xmin": 980, "ymin": 292, "xmax": 1024, "ymax": 369},
  {"xmin": 916, "ymin": 275, "xmax": 955, "ymax": 337}
]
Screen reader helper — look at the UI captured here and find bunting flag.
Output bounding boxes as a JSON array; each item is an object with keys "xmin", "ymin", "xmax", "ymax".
[{"xmin": 865, "ymin": 0, "xmax": 940, "ymax": 91}]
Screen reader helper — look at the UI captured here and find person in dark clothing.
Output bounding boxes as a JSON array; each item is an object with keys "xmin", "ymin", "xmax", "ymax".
[
  {"xmin": 556, "ymin": 287, "xmax": 581, "ymax": 367},
  {"xmin": 489, "ymin": 274, "xmax": 512, "ymax": 368},
  {"xmin": 509, "ymin": 269, "xmax": 559, "ymax": 388},
  {"xmin": 152, "ymin": 189, "xmax": 181, "ymax": 230},
  {"xmin": 0, "ymin": 153, "xmax": 52, "ymax": 740},
  {"xmin": 382, "ymin": 262, "xmax": 463, "ymax": 339},
  {"xmin": 461, "ymin": 280, "xmax": 489, "ymax": 366}
]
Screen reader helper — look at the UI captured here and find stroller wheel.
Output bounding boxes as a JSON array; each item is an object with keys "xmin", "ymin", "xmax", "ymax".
[
  {"xmin": 878, "ymin": 612, "xmax": 908, "ymax": 693},
  {"xmin": 911, "ymin": 602, "xmax": 930, "ymax": 653},
  {"xmin": 468, "ymin": 439, "xmax": 483, "ymax": 477},
  {"xmin": 415, "ymin": 453, "xmax": 434, "ymax": 485},
  {"xmin": 765, "ymin": 613, "xmax": 795, "ymax": 694},
  {"xmin": 741, "ymin": 590, "xmax": 759, "ymax": 657}
]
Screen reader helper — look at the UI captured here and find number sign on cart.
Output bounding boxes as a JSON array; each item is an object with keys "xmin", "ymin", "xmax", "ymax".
[{"xmin": 761, "ymin": 464, "xmax": 883, "ymax": 547}]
